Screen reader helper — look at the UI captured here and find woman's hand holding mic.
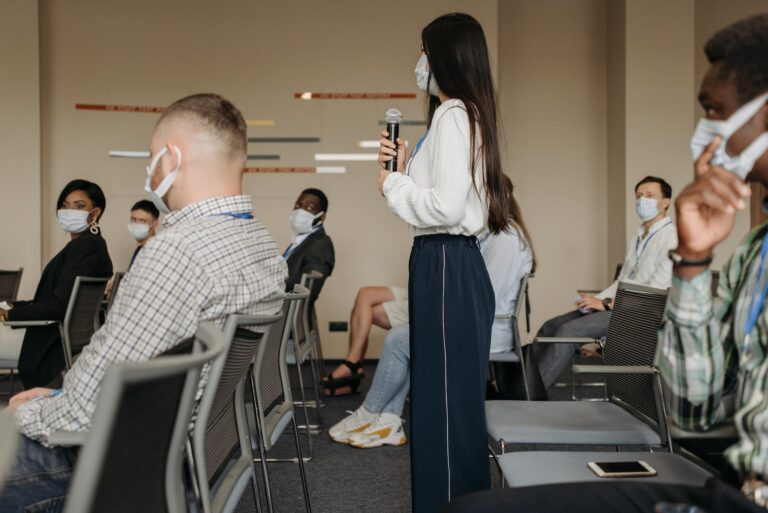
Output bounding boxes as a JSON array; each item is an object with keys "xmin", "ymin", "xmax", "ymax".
[{"xmin": 377, "ymin": 129, "xmax": 407, "ymax": 195}]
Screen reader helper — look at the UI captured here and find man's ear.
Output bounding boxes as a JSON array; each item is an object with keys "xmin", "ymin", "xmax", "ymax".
[
  {"xmin": 662, "ymin": 198, "xmax": 671, "ymax": 211},
  {"xmin": 165, "ymin": 142, "xmax": 181, "ymax": 171}
]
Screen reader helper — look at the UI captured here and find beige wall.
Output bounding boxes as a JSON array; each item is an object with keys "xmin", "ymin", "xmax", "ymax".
[
  {"xmin": 0, "ymin": 0, "xmax": 41, "ymax": 299},
  {"xmin": 5, "ymin": 0, "xmax": 767, "ymax": 359},
  {"xmin": 623, "ymin": 0, "xmax": 695, "ymax": 250},
  {"xmin": 498, "ymin": 0, "xmax": 608, "ymax": 332},
  {"xmin": 37, "ymin": 0, "xmax": 497, "ymax": 359}
]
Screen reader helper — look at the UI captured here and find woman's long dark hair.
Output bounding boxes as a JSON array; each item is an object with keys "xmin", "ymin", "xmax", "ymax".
[
  {"xmin": 422, "ymin": 13, "xmax": 508, "ymax": 233},
  {"xmin": 501, "ymin": 174, "xmax": 537, "ymax": 272}
]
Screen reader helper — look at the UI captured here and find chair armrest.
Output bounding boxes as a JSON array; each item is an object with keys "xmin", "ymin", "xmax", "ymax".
[
  {"xmin": 47, "ymin": 430, "xmax": 88, "ymax": 447},
  {"xmin": 572, "ymin": 364, "xmax": 658, "ymax": 375},
  {"xmin": 3, "ymin": 320, "xmax": 59, "ymax": 328},
  {"xmin": 577, "ymin": 289, "xmax": 601, "ymax": 295},
  {"xmin": 532, "ymin": 336, "xmax": 596, "ymax": 345},
  {"xmin": 495, "ymin": 313, "xmax": 516, "ymax": 320}
]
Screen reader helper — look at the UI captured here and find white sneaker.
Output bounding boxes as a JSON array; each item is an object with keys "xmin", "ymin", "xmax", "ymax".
[
  {"xmin": 348, "ymin": 413, "xmax": 406, "ymax": 448},
  {"xmin": 328, "ymin": 407, "xmax": 377, "ymax": 444}
]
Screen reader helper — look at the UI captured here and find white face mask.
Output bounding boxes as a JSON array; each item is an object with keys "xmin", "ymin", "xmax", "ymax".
[
  {"xmin": 144, "ymin": 146, "xmax": 182, "ymax": 214},
  {"xmin": 635, "ymin": 197, "xmax": 660, "ymax": 222},
  {"xmin": 690, "ymin": 91, "xmax": 768, "ymax": 179},
  {"xmin": 127, "ymin": 222, "xmax": 151, "ymax": 241},
  {"xmin": 289, "ymin": 208, "xmax": 323, "ymax": 238},
  {"xmin": 415, "ymin": 54, "xmax": 440, "ymax": 97},
  {"xmin": 57, "ymin": 209, "xmax": 90, "ymax": 234}
]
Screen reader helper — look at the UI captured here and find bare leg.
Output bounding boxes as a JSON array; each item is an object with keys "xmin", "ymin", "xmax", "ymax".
[{"xmin": 327, "ymin": 287, "xmax": 395, "ymax": 381}]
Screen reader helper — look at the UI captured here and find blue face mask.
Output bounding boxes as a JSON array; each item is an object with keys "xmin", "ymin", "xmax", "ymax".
[{"xmin": 635, "ymin": 197, "xmax": 659, "ymax": 222}]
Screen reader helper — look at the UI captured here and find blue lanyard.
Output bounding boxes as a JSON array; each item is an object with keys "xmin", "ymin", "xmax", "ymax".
[
  {"xmin": 407, "ymin": 131, "xmax": 429, "ymax": 176},
  {"xmin": 634, "ymin": 219, "xmax": 671, "ymax": 258},
  {"xmin": 283, "ymin": 225, "xmax": 322, "ymax": 258},
  {"xmin": 743, "ymin": 234, "xmax": 768, "ymax": 342},
  {"xmin": 213, "ymin": 212, "xmax": 254, "ymax": 220}
]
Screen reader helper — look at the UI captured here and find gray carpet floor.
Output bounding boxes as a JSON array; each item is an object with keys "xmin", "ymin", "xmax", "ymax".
[{"xmin": 239, "ymin": 360, "xmax": 596, "ymax": 513}]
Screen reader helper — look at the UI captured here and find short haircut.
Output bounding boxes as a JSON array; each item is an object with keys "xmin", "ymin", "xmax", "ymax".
[
  {"xmin": 57, "ymin": 179, "xmax": 106, "ymax": 221},
  {"xmin": 635, "ymin": 176, "xmax": 672, "ymax": 199},
  {"xmin": 302, "ymin": 188, "xmax": 329, "ymax": 212},
  {"xmin": 157, "ymin": 93, "xmax": 247, "ymax": 161},
  {"xmin": 705, "ymin": 14, "xmax": 768, "ymax": 104},
  {"xmin": 131, "ymin": 199, "xmax": 159, "ymax": 220}
]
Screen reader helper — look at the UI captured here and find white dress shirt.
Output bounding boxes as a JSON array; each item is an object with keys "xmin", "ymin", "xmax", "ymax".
[
  {"xmin": 480, "ymin": 228, "xmax": 534, "ymax": 353},
  {"xmin": 597, "ymin": 216, "xmax": 678, "ymax": 301},
  {"xmin": 383, "ymin": 99, "xmax": 489, "ymax": 236}
]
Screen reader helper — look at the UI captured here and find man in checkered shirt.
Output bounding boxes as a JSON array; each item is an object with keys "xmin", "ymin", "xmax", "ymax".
[{"xmin": 0, "ymin": 93, "xmax": 287, "ymax": 511}]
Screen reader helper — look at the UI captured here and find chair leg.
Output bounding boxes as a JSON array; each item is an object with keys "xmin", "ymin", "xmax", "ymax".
[
  {"xmin": 306, "ymin": 350, "xmax": 324, "ymax": 429},
  {"xmin": 249, "ymin": 374, "xmax": 275, "ymax": 513},
  {"xmin": 291, "ymin": 412, "xmax": 313, "ymax": 513},
  {"xmin": 291, "ymin": 341, "xmax": 315, "ymax": 454}
]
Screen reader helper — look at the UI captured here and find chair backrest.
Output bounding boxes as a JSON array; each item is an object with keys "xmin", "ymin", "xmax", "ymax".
[
  {"xmin": 293, "ymin": 277, "xmax": 314, "ymax": 349},
  {"xmin": 63, "ymin": 277, "xmax": 109, "ymax": 367},
  {"xmin": 0, "ymin": 268, "xmax": 23, "ymax": 303},
  {"xmin": 254, "ymin": 285, "xmax": 309, "ymax": 452},
  {"xmin": 63, "ymin": 322, "xmax": 224, "ymax": 513},
  {"xmin": 106, "ymin": 272, "xmax": 126, "ymax": 312},
  {"xmin": 602, "ymin": 282, "xmax": 669, "ymax": 427},
  {"xmin": 191, "ymin": 305, "xmax": 283, "ymax": 513},
  {"xmin": 300, "ymin": 270, "xmax": 323, "ymax": 332},
  {"xmin": 512, "ymin": 273, "xmax": 530, "ymax": 349}
]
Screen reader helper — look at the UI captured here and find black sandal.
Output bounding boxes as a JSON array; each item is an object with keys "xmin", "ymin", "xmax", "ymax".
[{"xmin": 323, "ymin": 360, "xmax": 365, "ymax": 396}]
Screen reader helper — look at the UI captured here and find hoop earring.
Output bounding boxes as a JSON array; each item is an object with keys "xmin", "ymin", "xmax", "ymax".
[{"xmin": 89, "ymin": 221, "xmax": 100, "ymax": 235}]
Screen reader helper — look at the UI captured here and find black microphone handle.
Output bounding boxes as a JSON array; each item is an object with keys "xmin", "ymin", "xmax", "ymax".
[{"xmin": 386, "ymin": 122, "xmax": 400, "ymax": 172}]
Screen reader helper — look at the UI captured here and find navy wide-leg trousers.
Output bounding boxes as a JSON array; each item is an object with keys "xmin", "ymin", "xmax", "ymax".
[{"xmin": 408, "ymin": 234, "xmax": 495, "ymax": 513}]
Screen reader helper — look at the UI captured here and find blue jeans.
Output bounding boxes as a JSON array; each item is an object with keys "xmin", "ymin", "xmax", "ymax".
[
  {"xmin": 532, "ymin": 309, "xmax": 612, "ymax": 388},
  {"xmin": 362, "ymin": 325, "xmax": 411, "ymax": 416},
  {"xmin": 0, "ymin": 435, "xmax": 78, "ymax": 513}
]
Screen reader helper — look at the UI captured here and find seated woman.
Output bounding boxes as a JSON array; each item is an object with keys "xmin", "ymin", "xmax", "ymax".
[
  {"xmin": 0, "ymin": 180, "xmax": 113, "ymax": 388},
  {"xmin": 329, "ymin": 175, "xmax": 535, "ymax": 447}
]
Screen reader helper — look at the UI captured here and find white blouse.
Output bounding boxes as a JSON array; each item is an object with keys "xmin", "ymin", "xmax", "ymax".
[{"xmin": 382, "ymin": 99, "xmax": 489, "ymax": 236}]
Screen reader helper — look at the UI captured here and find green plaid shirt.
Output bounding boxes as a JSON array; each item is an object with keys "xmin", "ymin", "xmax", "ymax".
[{"xmin": 657, "ymin": 222, "xmax": 768, "ymax": 477}]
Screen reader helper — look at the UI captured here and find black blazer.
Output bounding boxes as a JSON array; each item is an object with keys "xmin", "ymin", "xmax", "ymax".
[
  {"xmin": 9, "ymin": 230, "xmax": 112, "ymax": 388},
  {"xmin": 285, "ymin": 227, "xmax": 335, "ymax": 309}
]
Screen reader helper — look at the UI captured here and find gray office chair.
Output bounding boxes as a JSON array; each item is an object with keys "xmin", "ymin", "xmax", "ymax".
[
  {"xmin": 288, "ymin": 272, "xmax": 324, "ymax": 435},
  {"xmin": 0, "ymin": 268, "xmax": 23, "ymax": 303},
  {"xmin": 188, "ymin": 306, "xmax": 284, "ymax": 513},
  {"xmin": 249, "ymin": 285, "xmax": 312, "ymax": 513},
  {"xmin": 488, "ymin": 273, "xmax": 533, "ymax": 400},
  {"xmin": 486, "ymin": 282, "xmax": 671, "ymax": 456},
  {"xmin": 3, "ymin": 276, "xmax": 108, "ymax": 389},
  {"xmin": 0, "ymin": 412, "xmax": 19, "ymax": 489},
  {"xmin": 60, "ymin": 322, "xmax": 225, "ymax": 513}
]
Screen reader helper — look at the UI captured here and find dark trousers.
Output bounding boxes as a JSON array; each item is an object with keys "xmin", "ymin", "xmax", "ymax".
[
  {"xmin": 439, "ymin": 478, "xmax": 765, "ymax": 513},
  {"xmin": 408, "ymin": 235, "xmax": 495, "ymax": 513}
]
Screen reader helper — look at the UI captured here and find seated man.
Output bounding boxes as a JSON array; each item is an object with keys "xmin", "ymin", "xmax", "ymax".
[
  {"xmin": 324, "ymin": 285, "xmax": 408, "ymax": 396},
  {"xmin": 0, "ymin": 93, "xmax": 287, "ymax": 511},
  {"xmin": 532, "ymin": 176, "xmax": 678, "ymax": 389},
  {"xmin": 283, "ymin": 188, "xmax": 335, "ymax": 309},
  {"xmin": 442, "ymin": 13, "xmax": 768, "ymax": 513},
  {"xmin": 329, "ymin": 175, "xmax": 534, "ymax": 447},
  {"xmin": 126, "ymin": 199, "xmax": 160, "ymax": 268},
  {"xmin": 105, "ymin": 199, "xmax": 161, "ymax": 300}
]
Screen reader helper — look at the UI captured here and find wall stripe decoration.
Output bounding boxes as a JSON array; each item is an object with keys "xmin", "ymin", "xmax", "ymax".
[
  {"xmin": 248, "ymin": 137, "xmax": 320, "ymax": 143},
  {"xmin": 295, "ymin": 92, "xmax": 417, "ymax": 100},
  {"xmin": 246, "ymin": 154, "xmax": 280, "ymax": 160},
  {"xmin": 77, "ymin": 103, "xmax": 164, "ymax": 113},
  {"xmin": 243, "ymin": 166, "xmax": 346, "ymax": 174}
]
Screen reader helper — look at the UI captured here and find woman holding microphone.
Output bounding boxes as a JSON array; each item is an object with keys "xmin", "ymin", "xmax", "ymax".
[{"xmin": 377, "ymin": 13, "xmax": 507, "ymax": 513}]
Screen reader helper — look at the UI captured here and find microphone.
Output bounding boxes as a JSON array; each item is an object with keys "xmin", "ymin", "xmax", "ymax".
[{"xmin": 385, "ymin": 108, "xmax": 402, "ymax": 172}]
